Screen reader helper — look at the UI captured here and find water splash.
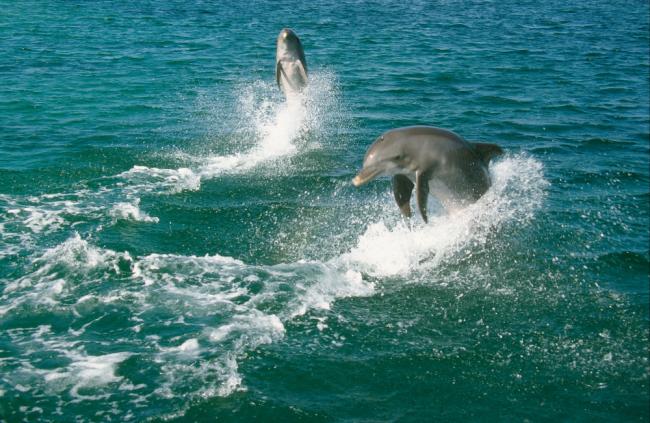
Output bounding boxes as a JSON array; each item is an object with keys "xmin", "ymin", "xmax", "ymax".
[
  {"xmin": 0, "ymin": 153, "xmax": 548, "ymax": 417},
  {"xmin": 341, "ymin": 155, "xmax": 548, "ymax": 277},
  {"xmin": 0, "ymin": 72, "xmax": 342, "ymax": 263},
  {"xmin": 197, "ymin": 71, "xmax": 341, "ymax": 178},
  {"xmin": 0, "ymin": 60, "xmax": 554, "ymax": 420}
]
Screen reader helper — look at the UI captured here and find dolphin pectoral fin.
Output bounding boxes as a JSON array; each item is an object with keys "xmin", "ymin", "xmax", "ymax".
[
  {"xmin": 298, "ymin": 49, "xmax": 308, "ymax": 74},
  {"xmin": 296, "ymin": 60, "xmax": 308, "ymax": 86},
  {"xmin": 276, "ymin": 62, "xmax": 300, "ymax": 92},
  {"xmin": 276, "ymin": 62, "xmax": 282, "ymax": 88},
  {"xmin": 416, "ymin": 170, "xmax": 431, "ymax": 223},
  {"xmin": 392, "ymin": 175, "xmax": 414, "ymax": 218},
  {"xmin": 472, "ymin": 142, "xmax": 504, "ymax": 164}
]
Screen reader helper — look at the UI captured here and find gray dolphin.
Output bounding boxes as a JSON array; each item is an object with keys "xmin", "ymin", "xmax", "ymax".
[
  {"xmin": 275, "ymin": 28, "xmax": 308, "ymax": 96},
  {"xmin": 352, "ymin": 126, "xmax": 504, "ymax": 223}
]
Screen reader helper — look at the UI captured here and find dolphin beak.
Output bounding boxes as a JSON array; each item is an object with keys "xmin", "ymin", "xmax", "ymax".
[{"xmin": 352, "ymin": 166, "xmax": 381, "ymax": 187}]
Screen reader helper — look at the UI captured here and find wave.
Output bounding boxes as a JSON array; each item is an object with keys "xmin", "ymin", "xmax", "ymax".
[
  {"xmin": 0, "ymin": 234, "xmax": 374, "ymax": 414},
  {"xmin": 0, "ymin": 153, "xmax": 547, "ymax": 418},
  {"xmin": 0, "ymin": 61, "xmax": 551, "ymax": 419},
  {"xmin": 109, "ymin": 199, "xmax": 159, "ymax": 223}
]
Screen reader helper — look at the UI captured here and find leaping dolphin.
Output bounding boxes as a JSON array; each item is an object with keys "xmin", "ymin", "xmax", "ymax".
[
  {"xmin": 275, "ymin": 28, "xmax": 308, "ymax": 96},
  {"xmin": 352, "ymin": 126, "xmax": 504, "ymax": 223}
]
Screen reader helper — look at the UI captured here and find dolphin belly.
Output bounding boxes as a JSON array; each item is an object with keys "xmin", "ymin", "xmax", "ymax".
[
  {"xmin": 277, "ymin": 59, "xmax": 307, "ymax": 94},
  {"xmin": 276, "ymin": 28, "xmax": 307, "ymax": 96}
]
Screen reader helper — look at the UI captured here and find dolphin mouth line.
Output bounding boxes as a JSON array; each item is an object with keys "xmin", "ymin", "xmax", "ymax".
[{"xmin": 352, "ymin": 167, "xmax": 382, "ymax": 187}]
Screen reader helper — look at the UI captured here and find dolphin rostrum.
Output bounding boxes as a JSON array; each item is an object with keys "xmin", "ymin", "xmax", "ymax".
[
  {"xmin": 275, "ymin": 28, "xmax": 308, "ymax": 96},
  {"xmin": 352, "ymin": 126, "xmax": 504, "ymax": 223}
]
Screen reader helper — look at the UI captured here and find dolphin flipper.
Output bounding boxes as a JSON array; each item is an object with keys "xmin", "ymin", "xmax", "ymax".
[
  {"xmin": 276, "ymin": 62, "xmax": 283, "ymax": 89},
  {"xmin": 392, "ymin": 174, "xmax": 414, "ymax": 218},
  {"xmin": 416, "ymin": 170, "xmax": 432, "ymax": 223},
  {"xmin": 276, "ymin": 61, "xmax": 301, "ymax": 92},
  {"xmin": 296, "ymin": 60, "xmax": 308, "ymax": 86}
]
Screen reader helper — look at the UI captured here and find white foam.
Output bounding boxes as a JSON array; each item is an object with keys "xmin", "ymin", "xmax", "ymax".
[
  {"xmin": 126, "ymin": 249, "xmax": 374, "ymax": 403},
  {"xmin": 0, "ymin": 72, "xmax": 341, "ymax": 270},
  {"xmin": 208, "ymin": 313, "xmax": 285, "ymax": 345},
  {"xmin": 288, "ymin": 266, "xmax": 374, "ymax": 318},
  {"xmin": 36, "ymin": 233, "xmax": 130, "ymax": 273},
  {"xmin": 110, "ymin": 199, "xmax": 159, "ymax": 223},
  {"xmin": 2, "ymin": 325, "xmax": 132, "ymax": 403},
  {"xmin": 215, "ymin": 356, "xmax": 243, "ymax": 397},
  {"xmin": 0, "ymin": 233, "xmax": 133, "ymax": 315},
  {"xmin": 0, "ymin": 75, "xmax": 548, "ymax": 416},
  {"xmin": 197, "ymin": 97, "xmax": 302, "ymax": 177},
  {"xmin": 158, "ymin": 338, "xmax": 201, "ymax": 357},
  {"xmin": 177, "ymin": 338, "xmax": 199, "ymax": 352},
  {"xmin": 117, "ymin": 166, "xmax": 201, "ymax": 194},
  {"xmin": 51, "ymin": 351, "xmax": 132, "ymax": 399},
  {"xmin": 0, "ymin": 190, "xmax": 105, "ymax": 261},
  {"xmin": 197, "ymin": 72, "xmax": 340, "ymax": 179},
  {"xmin": 0, "ymin": 155, "xmax": 545, "ymax": 413},
  {"xmin": 341, "ymin": 154, "xmax": 547, "ymax": 277},
  {"xmin": 22, "ymin": 206, "xmax": 66, "ymax": 233}
]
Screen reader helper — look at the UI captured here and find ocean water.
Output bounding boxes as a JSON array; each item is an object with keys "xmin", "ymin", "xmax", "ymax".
[{"xmin": 1, "ymin": 0, "xmax": 648, "ymax": 421}]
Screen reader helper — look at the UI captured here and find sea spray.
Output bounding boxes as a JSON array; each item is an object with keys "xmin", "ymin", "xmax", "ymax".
[
  {"xmin": 0, "ymin": 154, "xmax": 548, "ymax": 416},
  {"xmin": 341, "ymin": 155, "xmax": 548, "ymax": 277},
  {"xmin": 1, "ymin": 1, "xmax": 647, "ymax": 420},
  {"xmin": 0, "ymin": 72, "xmax": 342, "ymax": 267},
  {"xmin": 198, "ymin": 71, "xmax": 342, "ymax": 177}
]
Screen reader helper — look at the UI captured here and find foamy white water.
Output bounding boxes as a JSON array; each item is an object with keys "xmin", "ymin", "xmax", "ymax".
[
  {"xmin": 0, "ymin": 153, "xmax": 547, "ymax": 409},
  {"xmin": 123, "ymin": 71, "xmax": 341, "ymax": 188},
  {"xmin": 0, "ymin": 72, "xmax": 341, "ymax": 267},
  {"xmin": 341, "ymin": 155, "xmax": 548, "ymax": 277},
  {"xmin": 0, "ymin": 65, "xmax": 551, "ymax": 418},
  {"xmin": 110, "ymin": 199, "xmax": 159, "ymax": 223}
]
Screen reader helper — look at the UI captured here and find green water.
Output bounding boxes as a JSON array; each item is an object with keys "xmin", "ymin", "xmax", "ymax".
[{"xmin": 0, "ymin": 1, "xmax": 648, "ymax": 421}]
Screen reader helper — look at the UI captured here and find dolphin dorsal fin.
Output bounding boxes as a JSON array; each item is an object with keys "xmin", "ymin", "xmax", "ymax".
[{"xmin": 472, "ymin": 142, "xmax": 504, "ymax": 164}]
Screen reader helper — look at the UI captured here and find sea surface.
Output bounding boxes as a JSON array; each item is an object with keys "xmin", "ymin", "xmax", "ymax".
[{"xmin": 1, "ymin": 1, "xmax": 648, "ymax": 421}]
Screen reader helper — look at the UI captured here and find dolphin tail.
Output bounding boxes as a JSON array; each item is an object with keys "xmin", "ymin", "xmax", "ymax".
[{"xmin": 472, "ymin": 142, "xmax": 504, "ymax": 164}]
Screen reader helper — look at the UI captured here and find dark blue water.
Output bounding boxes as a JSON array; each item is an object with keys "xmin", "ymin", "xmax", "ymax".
[{"xmin": 1, "ymin": 1, "xmax": 648, "ymax": 421}]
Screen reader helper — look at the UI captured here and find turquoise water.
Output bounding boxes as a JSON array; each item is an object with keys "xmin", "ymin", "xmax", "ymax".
[{"xmin": 1, "ymin": 0, "xmax": 648, "ymax": 421}]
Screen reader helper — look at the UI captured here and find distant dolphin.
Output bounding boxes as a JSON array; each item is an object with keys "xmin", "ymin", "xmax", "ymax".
[
  {"xmin": 275, "ymin": 28, "xmax": 308, "ymax": 96},
  {"xmin": 352, "ymin": 126, "xmax": 504, "ymax": 223}
]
